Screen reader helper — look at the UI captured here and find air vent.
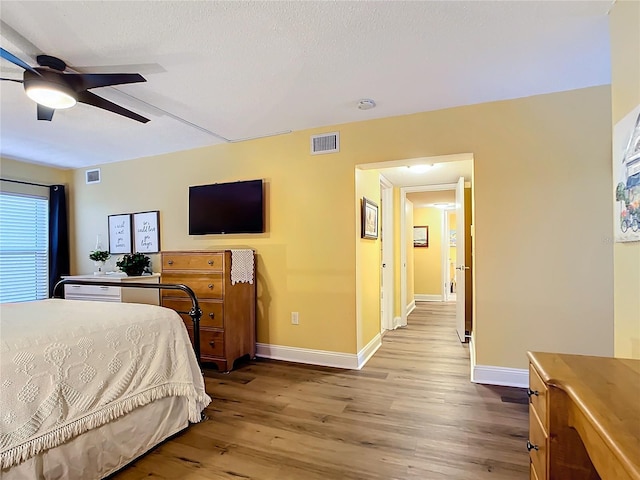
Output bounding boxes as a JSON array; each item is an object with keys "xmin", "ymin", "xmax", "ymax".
[
  {"xmin": 85, "ymin": 168, "xmax": 101, "ymax": 184},
  {"xmin": 311, "ymin": 132, "xmax": 340, "ymax": 155}
]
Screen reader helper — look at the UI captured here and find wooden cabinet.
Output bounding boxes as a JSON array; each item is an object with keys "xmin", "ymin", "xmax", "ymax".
[
  {"xmin": 62, "ymin": 273, "xmax": 160, "ymax": 304},
  {"xmin": 161, "ymin": 250, "xmax": 256, "ymax": 372},
  {"xmin": 527, "ymin": 352, "xmax": 640, "ymax": 480}
]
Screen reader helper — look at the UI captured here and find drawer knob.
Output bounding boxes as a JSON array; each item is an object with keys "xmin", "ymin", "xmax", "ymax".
[
  {"xmin": 527, "ymin": 388, "xmax": 539, "ymax": 398},
  {"xmin": 209, "ymin": 341, "xmax": 215, "ymax": 347},
  {"xmin": 526, "ymin": 441, "xmax": 539, "ymax": 452},
  {"xmin": 208, "ymin": 284, "xmax": 214, "ymax": 289},
  {"xmin": 208, "ymin": 260, "xmax": 214, "ymax": 265},
  {"xmin": 208, "ymin": 312, "xmax": 215, "ymax": 319},
  {"xmin": 167, "ymin": 260, "xmax": 174, "ymax": 265}
]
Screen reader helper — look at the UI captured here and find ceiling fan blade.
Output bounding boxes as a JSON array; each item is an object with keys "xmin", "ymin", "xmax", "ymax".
[
  {"xmin": 77, "ymin": 90, "xmax": 149, "ymax": 123},
  {"xmin": 67, "ymin": 73, "xmax": 146, "ymax": 91},
  {"xmin": 0, "ymin": 48, "xmax": 39, "ymax": 75},
  {"xmin": 37, "ymin": 104, "xmax": 55, "ymax": 121},
  {"xmin": 0, "ymin": 78, "xmax": 23, "ymax": 83}
]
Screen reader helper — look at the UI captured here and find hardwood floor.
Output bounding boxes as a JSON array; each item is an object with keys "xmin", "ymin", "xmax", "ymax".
[{"xmin": 114, "ymin": 301, "xmax": 530, "ymax": 479}]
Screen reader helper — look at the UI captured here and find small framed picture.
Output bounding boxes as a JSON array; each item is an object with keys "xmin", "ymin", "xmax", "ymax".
[
  {"xmin": 413, "ymin": 225, "xmax": 429, "ymax": 247},
  {"xmin": 361, "ymin": 197, "xmax": 378, "ymax": 239},
  {"xmin": 108, "ymin": 214, "xmax": 132, "ymax": 254},
  {"xmin": 133, "ymin": 211, "xmax": 160, "ymax": 253}
]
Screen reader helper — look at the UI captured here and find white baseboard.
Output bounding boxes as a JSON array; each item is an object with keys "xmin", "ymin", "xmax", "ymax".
[
  {"xmin": 256, "ymin": 334, "xmax": 382, "ymax": 370},
  {"xmin": 357, "ymin": 333, "xmax": 382, "ymax": 369},
  {"xmin": 414, "ymin": 294, "xmax": 442, "ymax": 302},
  {"xmin": 472, "ymin": 364, "xmax": 529, "ymax": 389},
  {"xmin": 392, "ymin": 316, "xmax": 402, "ymax": 329},
  {"xmin": 406, "ymin": 300, "xmax": 416, "ymax": 315}
]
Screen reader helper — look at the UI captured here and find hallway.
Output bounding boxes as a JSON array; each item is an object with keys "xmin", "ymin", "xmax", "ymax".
[{"xmin": 114, "ymin": 301, "xmax": 529, "ymax": 479}]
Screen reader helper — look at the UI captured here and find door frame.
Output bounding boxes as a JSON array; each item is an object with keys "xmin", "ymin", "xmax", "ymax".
[
  {"xmin": 400, "ymin": 183, "xmax": 457, "ymax": 326},
  {"xmin": 380, "ymin": 174, "xmax": 394, "ymax": 332},
  {"xmin": 442, "ymin": 208, "xmax": 455, "ymax": 302}
]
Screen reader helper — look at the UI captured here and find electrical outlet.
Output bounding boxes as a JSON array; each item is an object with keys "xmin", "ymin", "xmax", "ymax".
[{"xmin": 291, "ymin": 312, "xmax": 299, "ymax": 325}]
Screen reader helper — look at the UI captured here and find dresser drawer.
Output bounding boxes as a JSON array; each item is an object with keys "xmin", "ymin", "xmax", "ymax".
[
  {"xmin": 528, "ymin": 404, "xmax": 548, "ymax": 480},
  {"xmin": 64, "ymin": 284, "xmax": 121, "ymax": 300},
  {"xmin": 529, "ymin": 364, "xmax": 548, "ymax": 429},
  {"xmin": 161, "ymin": 274, "xmax": 223, "ymax": 299},
  {"xmin": 162, "ymin": 252, "xmax": 224, "ymax": 272},
  {"xmin": 162, "ymin": 298, "xmax": 224, "ymax": 328},
  {"xmin": 185, "ymin": 328, "xmax": 225, "ymax": 358}
]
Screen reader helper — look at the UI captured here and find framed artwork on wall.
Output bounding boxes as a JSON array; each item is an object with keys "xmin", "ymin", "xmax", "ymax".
[
  {"xmin": 613, "ymin": 104, "xmax": 640, "ymax": 242},
  {"xmin": 361, "ymin": 197, "xmax": 378, "ymax": 239},
  {"xmin": 133, "ymin": 210, "xmax": 160, "ymax": 253},
  {"xmin": 108, "ymin": 214, "xmax": 132, "ymax": 254},
  {"xmin": 413, "ymin": 225, "xmax": 429, "ymax": 247},
  {"xmin": 449, "ymin": 229, "xmax": 457, "ymax": 247}
]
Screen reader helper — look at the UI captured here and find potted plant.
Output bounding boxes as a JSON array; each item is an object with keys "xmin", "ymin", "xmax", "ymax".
[
  {"xmin": 116, "ymin": 253, "xmax": 151, "ymax": 277},
  {"xmin": 89, "ymin": 249, "xmax": 110, "ymax": 275}
]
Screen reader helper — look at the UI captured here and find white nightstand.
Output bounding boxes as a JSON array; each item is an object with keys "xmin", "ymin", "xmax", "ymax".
[{"xmin": 62, "ymin": 273, "xmax": 160, "ymax": 305}]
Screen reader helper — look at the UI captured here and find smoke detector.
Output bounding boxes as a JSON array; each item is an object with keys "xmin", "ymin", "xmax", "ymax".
[{"xmin": 357, "ymin": 99, "xmax": 376, "ymax": 110}]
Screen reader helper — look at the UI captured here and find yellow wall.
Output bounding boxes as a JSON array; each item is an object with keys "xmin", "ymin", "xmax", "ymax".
[
  {"xmin": 0, "ymin": 157, "xmax": 70, "ymax": 190},
  {"xmin": 611, "ymin": 0, "xmax": 640, "ymax": 359},
  {"xmin": 64, "ymin": 85, "xmax": 612, "ymax": 368},
  {"xmin": 405, "ymin": 199, "xmax": 414, "ymax": 309},
  {"xmin": 413, "ymin": 207, "xmax": 443, "ymax": 296},
  {"xmin": 355, "ymin": 169, "xmax": 382, "ymax": 350}
]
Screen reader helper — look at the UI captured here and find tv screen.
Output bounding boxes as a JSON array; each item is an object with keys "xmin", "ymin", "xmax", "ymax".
[{"xmin": 189, "ymin": 179, "xmax": 264, "ymax": 235}]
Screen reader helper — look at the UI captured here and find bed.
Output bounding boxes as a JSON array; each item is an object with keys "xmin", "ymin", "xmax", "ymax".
[{"xmin": 0, "ymin": 283, "xmax": 211, "ymax": 480}]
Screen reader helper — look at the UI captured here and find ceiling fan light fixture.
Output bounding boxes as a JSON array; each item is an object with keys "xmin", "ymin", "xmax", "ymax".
[{"xmin": 25, "ymin": 85, "xmax": 76, "ymax": 109}]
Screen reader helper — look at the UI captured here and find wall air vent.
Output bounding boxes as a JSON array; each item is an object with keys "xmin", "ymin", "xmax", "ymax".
[
  {"xmin": 85, "ymin": 168, "xmax": 101, "ymax": 184},
  {"xmin": 310, "ymin": 132, "xmax": 340, "ymax": 155}
]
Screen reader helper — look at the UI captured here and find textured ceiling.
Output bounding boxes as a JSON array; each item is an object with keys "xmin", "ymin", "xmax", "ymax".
[{"xmin": 0, "ymin": 1, "xmax": 612, "ymax": 169}]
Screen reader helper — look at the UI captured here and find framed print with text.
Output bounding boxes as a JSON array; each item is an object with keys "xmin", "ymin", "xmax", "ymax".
[
  {"xmin": 133, "ymin": 210, "xmax": 160, "ymax": 253},
  {"xmin": 108, "ymin": 214, "xmax": 132, "ymax": 254}
]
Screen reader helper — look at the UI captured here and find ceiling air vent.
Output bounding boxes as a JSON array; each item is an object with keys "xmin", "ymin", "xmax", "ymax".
[
  {"xmin": 311, "ymin": 132, "xmax": 340, "ymax": 155},
  {"xmin": 85, "ymin": 168, "xmax": 101, "ymax": 184}
]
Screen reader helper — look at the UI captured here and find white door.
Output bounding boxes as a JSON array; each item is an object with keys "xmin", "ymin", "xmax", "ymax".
[
  {"xmin": 455, "ymin": 177, "xmax": 467, "ymax": 342},
  {"xmin": 380, "ymin": 178, "xmax": 394, "ymax": 331}
]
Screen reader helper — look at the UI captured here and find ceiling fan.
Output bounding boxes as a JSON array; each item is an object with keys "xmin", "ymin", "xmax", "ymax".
[{"xmin": 0, "ymin": 47, "xmax": 149, "ymax": 123}]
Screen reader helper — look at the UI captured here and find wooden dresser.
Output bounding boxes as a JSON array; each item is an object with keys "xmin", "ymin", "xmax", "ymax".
[
  {"xmin": 527, "ymin": 352, "xmax": 640, "ymax": 480},
  {"xmin": 160, "ymin": 250, "xmax": 256, "ymax": 372}
]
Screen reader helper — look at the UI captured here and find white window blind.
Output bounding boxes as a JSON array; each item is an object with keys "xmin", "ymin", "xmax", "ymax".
[{"xmin": 0, "ymin": 192, "xmax": 49, "ymax": 302}]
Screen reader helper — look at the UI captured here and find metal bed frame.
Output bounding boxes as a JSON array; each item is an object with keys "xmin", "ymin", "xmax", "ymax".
[{"xmin": 52, "ymin": 279, "xmax": 203, "ymax": 362}]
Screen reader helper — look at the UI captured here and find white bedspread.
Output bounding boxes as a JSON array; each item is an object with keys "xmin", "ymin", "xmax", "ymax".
[{"xmin": 0, "ymin": 299, "xmax": 211, "ymax": 469}]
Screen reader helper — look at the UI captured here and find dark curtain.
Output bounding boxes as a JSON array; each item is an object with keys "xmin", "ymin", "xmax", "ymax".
[{"xmin": 49, "ymin": 185, "xmax": 70, "ymax": 297}]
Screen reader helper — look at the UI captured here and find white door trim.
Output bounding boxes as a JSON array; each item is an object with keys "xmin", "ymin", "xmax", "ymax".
[{"xmin": 380, "ymin": 174, "xmax": 394, "ymax": 332}]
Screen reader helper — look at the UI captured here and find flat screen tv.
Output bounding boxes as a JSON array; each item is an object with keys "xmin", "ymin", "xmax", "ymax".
[{"xmin": 189, "ymin": 179, "xmax": 264, "ymax": 235}]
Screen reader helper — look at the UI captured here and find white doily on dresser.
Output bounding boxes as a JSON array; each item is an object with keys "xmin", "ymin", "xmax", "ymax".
[{"xmin": 230, "ymin": 249, "xmax": 254, "ymax": 285}]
